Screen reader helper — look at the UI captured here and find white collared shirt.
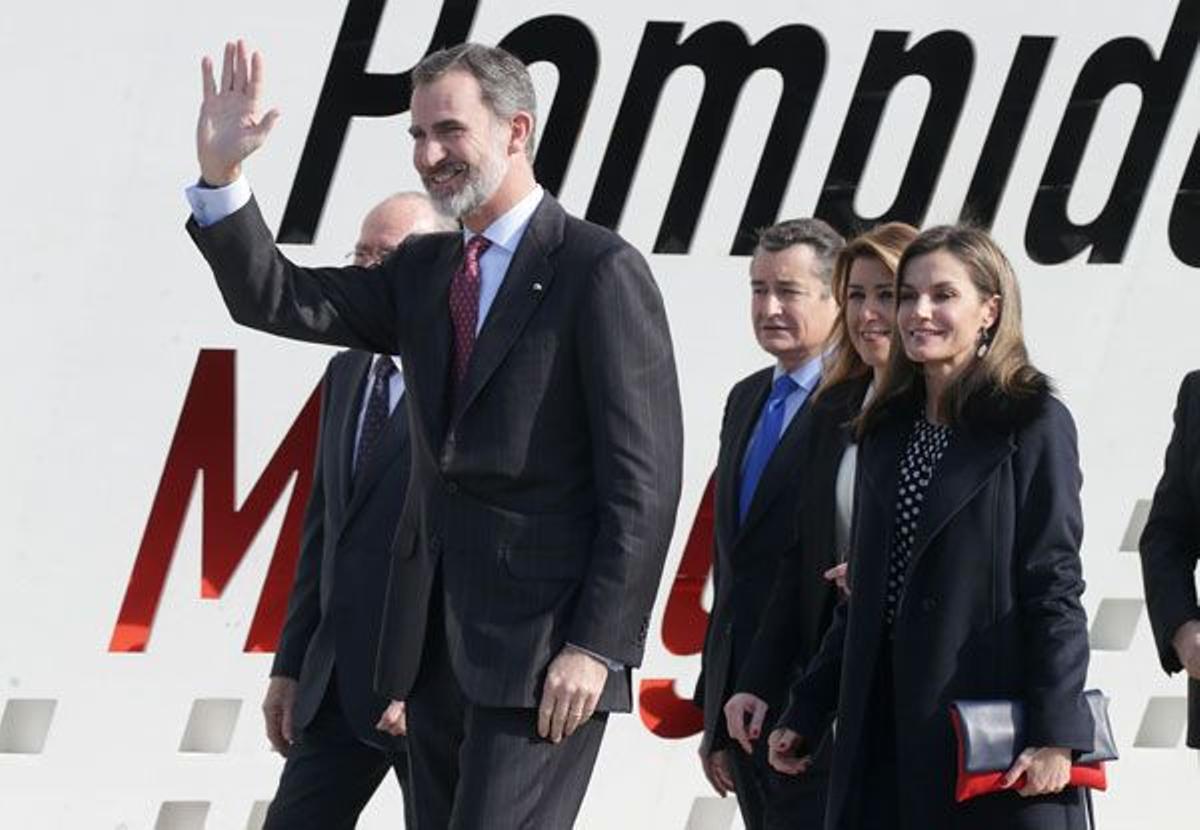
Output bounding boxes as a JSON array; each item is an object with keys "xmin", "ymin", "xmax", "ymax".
[{"xmin": 184, "ymin": 177, "xmax": 545, "ymax": 334}]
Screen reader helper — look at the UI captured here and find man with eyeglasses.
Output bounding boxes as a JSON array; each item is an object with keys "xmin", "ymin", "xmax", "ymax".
[{"xmin": 260, "ymin": 192, "xmax": 453, "ymax": 828}]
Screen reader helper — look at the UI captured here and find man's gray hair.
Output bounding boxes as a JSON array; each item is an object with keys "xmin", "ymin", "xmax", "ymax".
[
  {"xmin": 413, "ymin": 43, "xmax": 538, "ymax": 158},
  {"xmin": 755, "ymin": 218, "xmax": 845, "ymax": 289}
]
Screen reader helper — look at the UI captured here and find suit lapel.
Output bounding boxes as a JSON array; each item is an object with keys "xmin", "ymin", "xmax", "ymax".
[
  {"xmin": 344, "ymin": 393, "xmax": 410, "ymax": 526},
  {"xmin": 407, "ymin": 239, "xmax": 460, "ymax": 447},
  {"xmin": 332, "ymin": 353, "xmax": 371, "ymax": 519},
  {"xmin": 719, "ymin": 373, "xmax": 770, "ymax": 546}
]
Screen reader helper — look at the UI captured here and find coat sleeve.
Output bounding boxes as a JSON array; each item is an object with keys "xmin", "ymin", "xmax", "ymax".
[
  {"xmin": 568, "ymin": 242, "xmax": 685, "ymax": 667},
  {"xmin": 1139, "ymin": 372, "xmax": 1200, "ymax": 674},
  {"xmin": 735, "ymin": 540, "xmax": 808, "ymax": 701},
  {"xmin": 270, "ymin": 363, "xmax": 334, "ymax": 679},
  {"xmin": 187, "ymin": 197, "xmax": 401, "ymax": 353},
  {"xmin": 774, "ymin": 598, "xmax": 846, "ymax": 741},
  {"xmin": 1013, "ymin": 400, "xmax": 1094, "ymax": 751}
]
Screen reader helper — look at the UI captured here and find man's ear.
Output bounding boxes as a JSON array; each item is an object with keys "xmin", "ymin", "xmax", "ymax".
[{"xmin": 508, "ymin": 111, "xmax": 535, "ymax": 156}]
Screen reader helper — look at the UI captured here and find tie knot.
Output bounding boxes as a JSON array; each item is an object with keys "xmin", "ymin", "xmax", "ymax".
[
  {"xmin": 769, "ymin": 375, "xmax": 799, "ymax": 405},
  {"xmin": 464, "ymin": 234, "xmax": 492, "ymax": 263},
  {"xmin": 373, "ymin": 355, "xmax": 397, "ymax": 380}
]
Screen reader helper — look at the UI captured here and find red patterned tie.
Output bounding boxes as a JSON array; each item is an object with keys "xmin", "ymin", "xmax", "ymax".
[{"xmin": 449, "ymin": 234, "xmax": 492, "ymax": 390}]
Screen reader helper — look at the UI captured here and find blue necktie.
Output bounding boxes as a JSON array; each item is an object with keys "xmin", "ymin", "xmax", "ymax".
[{"xmin": 738, "ymin": 375, "xmax": 799, "ymax": 523}]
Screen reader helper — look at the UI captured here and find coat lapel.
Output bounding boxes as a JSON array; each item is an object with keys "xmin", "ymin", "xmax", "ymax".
[
  {"xmin": 906, "ymin": 427, "xmax": 1015, "ymax": 576},
  {"xmin": 451, "ymin": 197, "xmax": 565, "ymax": 424}
]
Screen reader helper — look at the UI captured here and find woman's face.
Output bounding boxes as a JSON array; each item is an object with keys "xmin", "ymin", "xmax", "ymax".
[
  {"xmin": 897, "ymin": 250, "xmax": 998, "ymax": 376},
  {"xmin": 844, "ymin": 255, "xmax": 896, "ymax": 371}
]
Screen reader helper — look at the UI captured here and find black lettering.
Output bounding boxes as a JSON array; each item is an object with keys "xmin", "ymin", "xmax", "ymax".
[
  {"xmin": 1169, "ymin": 128, "xmax": 1200, "ymax": 266},
  {"xmin": 960, "ymin": 37, "xmax": 1055, "ymax": 227},
  {"xmin": 585, "ymin": 22, "xmax": 826, "ymax": 255},
  {"xmin": 815, "ymin": 30, "xmax": 973, "ymax": 236},
  {"xmin": 277, "ymin": 0, "xmax": 478, "ymax": 244},
  {"xmin": 1025, "ymin": 0, "xmax": 1199, "ymax": 264}
]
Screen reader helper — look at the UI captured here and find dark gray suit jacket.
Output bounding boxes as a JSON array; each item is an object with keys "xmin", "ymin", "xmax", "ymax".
[
  {"xmin": 189, "ymin": 193, "xmax": 683, "ymax": 713},
  {"xmin": 271, "ymin": 350, "xmax": 410, "ymax": 750},
  {"xmin": 1140, "ymin": 370, "xmax": 1200, "ymax": 749},
  {"xmin": 695, "ymin": 366, "xmax": 831, "ymax": 755}
]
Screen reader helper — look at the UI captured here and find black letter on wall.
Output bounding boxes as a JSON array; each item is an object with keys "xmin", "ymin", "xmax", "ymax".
[
  {"xmin": 1026, "ymin": 0, "xmax": 1199, "ymax": 264},
  {"xmin": 586, "ymin": 22, "xmax": 826, "ymax": 255},
  {"xmin": 960, "ymin": 37, "xmax": 1055, "ymax": 228},
  {"xmin": 1169, "ymin": 128, "xmax": 1200, "ymax": 267},
  {"xmin": 278, "ymin": 0, "xmax": 478, "ymax": 244},
  {"xmin": 815, "ymin": 30, "xmax": 973, "ymax": 236}
]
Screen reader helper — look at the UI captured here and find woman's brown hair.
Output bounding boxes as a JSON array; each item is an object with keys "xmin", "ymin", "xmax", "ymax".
[
  {"xmin": 856, "ymin": 224, "xmax": 1045, "ymax": 435},
  {"xmin": 818, "ymin": 222, "xmax": 920, "ymax": 397}
]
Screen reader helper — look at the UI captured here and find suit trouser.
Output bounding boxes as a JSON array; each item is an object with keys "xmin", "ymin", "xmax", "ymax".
[
  {"xmin": 263, "ymin": 677, "xmax": 414, "ymax": 829},
  {"xmin": 405, "ymin": 582, "xmax": 607, "ymax": 829}
]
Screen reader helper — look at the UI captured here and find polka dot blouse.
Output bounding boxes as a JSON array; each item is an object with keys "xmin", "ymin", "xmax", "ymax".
[{"xmin": 883, "ymin": 417, "xmax": 953, "ymax": 626}]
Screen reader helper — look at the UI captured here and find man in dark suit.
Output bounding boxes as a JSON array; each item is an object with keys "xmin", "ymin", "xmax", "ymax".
[
  {"xmin": 259, "ymin": 193, "xmax": 453, "ymax": 828},
  {"xmin": 1140, "ymin": 370, "xmax": 1200, "ymax": 750},
  {"xmin": 694, "ymin": 219, "xmax": 843, "ymax": 828},
  {"xmin": 186, "ymin": 40, "xmax": 683, "ymax": 828}
]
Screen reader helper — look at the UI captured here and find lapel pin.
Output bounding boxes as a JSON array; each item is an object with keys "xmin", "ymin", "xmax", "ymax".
[{"xmin": 531, "ymin": 281, "xmax": 544, "ymax": 292}]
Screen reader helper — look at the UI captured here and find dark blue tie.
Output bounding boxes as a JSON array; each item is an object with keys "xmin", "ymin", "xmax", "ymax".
[
  {"xmin": 355, "ymin": 355, "xmax": 397, "ymax": 479},
  {"xmin": 739, "ymin": 375, "xmax": 799, "ymax": 523}
]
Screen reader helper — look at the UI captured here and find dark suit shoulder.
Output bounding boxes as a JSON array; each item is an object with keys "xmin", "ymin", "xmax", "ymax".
[{"xmin": 727, "ymin": 367, "xmax": 775, "ymax": 404}]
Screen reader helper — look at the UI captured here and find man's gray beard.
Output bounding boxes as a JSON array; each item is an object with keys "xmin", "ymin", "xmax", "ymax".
[{"xmin": 430, "ymin": 150, "xmax": 508, "ymax": 220}]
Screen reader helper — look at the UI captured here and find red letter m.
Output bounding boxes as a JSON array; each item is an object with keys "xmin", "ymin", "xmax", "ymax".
[{"xmin": 109, "ymin": 349, "xmax": 320, "ymax": 653}]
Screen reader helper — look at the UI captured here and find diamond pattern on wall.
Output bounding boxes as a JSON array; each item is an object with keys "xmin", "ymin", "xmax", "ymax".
[
  {"xmin": 0, "ymin": 699, "xmax": 57, "ymax": 753},
  {"xmin": 1088, "ymin": 598, "xmax": 1144, "ymax": 651},
  {"xmin": 179, "ymin": 698, "xmax": 241, "ymax": 753},
  {"xmin": 1133, "ymin": 696, "xmax": 1188, "ymax": 748}
]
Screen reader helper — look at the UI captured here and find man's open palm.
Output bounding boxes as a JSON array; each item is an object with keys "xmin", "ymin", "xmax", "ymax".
[{"xmin": 197, "ymin": 40, "xmax": 280, "ymax": 186}]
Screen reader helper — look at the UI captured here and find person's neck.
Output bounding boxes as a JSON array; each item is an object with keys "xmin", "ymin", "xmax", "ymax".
[
  {"xmin": 778, "ymin": 350, "xmax": 817, "ymax": 375},
  {"xmin": 922, "ymin": 362, "xmax": 960, "ymax": 424},
  {"xmin": 463, "ymin": 165, "xmax": 538, "ymax": 233}
]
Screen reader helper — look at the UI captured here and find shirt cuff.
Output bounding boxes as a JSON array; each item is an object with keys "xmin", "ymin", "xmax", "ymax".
[
  {"xmin": 566, "ymin": 642, "xmax": 623, "ymax": 672},
  {"xmin": 186, "ymin": 175, "xmax": 252, "ymax": 227}
]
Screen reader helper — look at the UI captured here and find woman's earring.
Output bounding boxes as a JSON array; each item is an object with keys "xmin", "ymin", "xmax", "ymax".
[{"xmin": 976, "ymin": 327, "xmax": 991, "ymax": 358}]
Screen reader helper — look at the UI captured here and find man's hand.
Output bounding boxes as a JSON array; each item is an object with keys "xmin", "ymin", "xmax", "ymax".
[
  {"xmin": 767, "ymin": 727, "xmax": 812, "ymax": 776},
  {"xmin": 699, "ymin": 747, "xmax": 736, "ymax": 797},
  {"xmin": 1002, "ymin": 746, "xmax": 1072, "ymax": 796},
  {"xmin": 197, "ymin": 40, "xmax": 280, "ymax": 186},
  {"xmin": 376, "ymin": 700, "xmax": 407, "ymax": 736},
  {"xmin": 823, "ymin": 563, "xmax": 850, "ymax": 598},
  {"xmin": 723, "ymin": 692, "xmax": 769, "ymax": 754},
  {"xmin": 537, "ymin": 646, "xmax": 608, "ymax": 743},
  {"xmin": 262, "ymin": 676, "xmax": 297, "ymax": 755},
  {"xmin": 1173, "ymin": 619, "xmax": 1200, "ymax": 678}
]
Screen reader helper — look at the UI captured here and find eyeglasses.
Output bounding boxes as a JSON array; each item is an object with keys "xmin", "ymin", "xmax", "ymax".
[{"xmin": 345, "ymin": 245, "xmax": 399, "ymax": 268}]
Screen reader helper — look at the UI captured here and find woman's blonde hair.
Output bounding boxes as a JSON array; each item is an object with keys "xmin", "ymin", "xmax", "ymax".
[
  {"xmin": 857, "ymin": 224, "xmax": 1044, "ymax": 435},
  {"xmin": 818, "ymin": 222, "xmax": 920, "ymax": 396}
]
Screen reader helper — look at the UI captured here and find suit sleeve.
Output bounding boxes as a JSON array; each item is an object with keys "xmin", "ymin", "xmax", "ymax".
[
  {"xmin": 187, "ymin": 197, "xmax": 400, "ymax": 353},
  {"xmin": 270, "ymin": 364, "xmax": 333, "ymax": 678},
  {"xmin": 1140, "ymin": 373, "xmax": 1200, "ymax": 675},
  {"xmin": 736, "ymin": 541, "xmax": 808, "ymax": 700},
  {"xmin": 695, "ymin": 397, "xmax": 734, "ymax": 709},
  {"xmin": 1014, "ymin": 401, "xmax": 1094, "ymax": 751},
  {"xmin": 569, "ymin": 243, "xmax": 684, "ymax": 667}
]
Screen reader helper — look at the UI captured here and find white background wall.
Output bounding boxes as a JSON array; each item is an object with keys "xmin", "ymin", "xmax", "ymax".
[{"xmin": 1, "ymin": 0, "xmax": 1197, "ymax": 826}]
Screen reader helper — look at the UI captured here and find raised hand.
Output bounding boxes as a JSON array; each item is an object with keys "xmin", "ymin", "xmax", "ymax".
[{"xmin": 196, "ymin": 40, "xmax": 280, "ymax": 186}]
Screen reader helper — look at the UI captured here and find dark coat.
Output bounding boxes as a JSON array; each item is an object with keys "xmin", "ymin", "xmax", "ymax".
[
  {"xmin": 780, "ymin": 380, "xmax": 1095, "ymax": 830},
  {"xmin": 736, "ymin": 377, "xmax": 869, "ymax": 725},
  {"xmin": 272, "ymin": 350, "xmax": 410, "ymax": 749},
  {"xmin": 695, "ymin": 366, "xmax": 834, "ymax": 755},
  {"xmin": 189, "ymin": 194, "xmax": 684, "ymax": 713},
  {"xmin": 1139, "ymin": 369, "xmax": 1200, "ymax": 748}
]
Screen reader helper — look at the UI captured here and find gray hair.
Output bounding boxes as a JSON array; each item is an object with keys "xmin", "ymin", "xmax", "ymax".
[
  {"xmin": 413, "ymin": 43, "xmax": 538, "ymax": 158},
  {"xmin": 755, "ymin": 218, "xmax": 845, "ymax": 289}
]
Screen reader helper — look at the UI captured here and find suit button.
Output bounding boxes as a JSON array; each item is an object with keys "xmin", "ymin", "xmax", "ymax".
[
  {"xmin": 446, "ymin": 481, "xmax": 459, "ymax": 495},
  {"xmin": 921, "ymin": 597, "xmax": 937, "ymax": 612}
]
